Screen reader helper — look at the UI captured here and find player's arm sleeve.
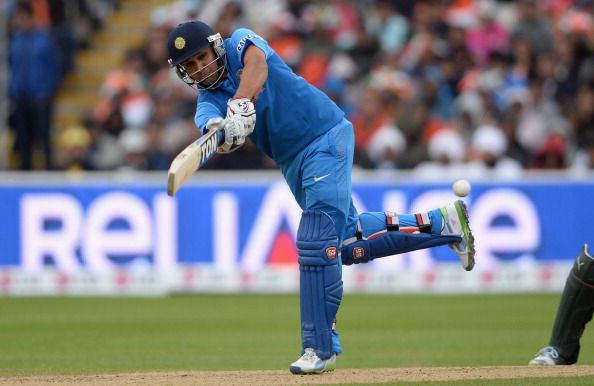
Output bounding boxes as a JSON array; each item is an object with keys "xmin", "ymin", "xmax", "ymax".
[
  {"xmin": 228, "ymin": 29, "xmax": 270, "ymax": 100},
  {"xmin": 195, "ymin": 100, "xmax": 224, "ymax": 135},
  {"xmin": 228, "ymin": 28, "xmax": 273, "ymax": 66}
]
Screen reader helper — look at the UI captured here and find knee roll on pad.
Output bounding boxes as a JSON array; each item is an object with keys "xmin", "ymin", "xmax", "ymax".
[
  {"xmin": 341, "ymin": 231, "xmax": 461, "ymax": 265},
  {"xmin": 298, "ymin": 210, "xmax": 343, "ymax": 360},
  {"xmin": 549, "ymin": 244, "xmax": 594, "ymax": 364}
]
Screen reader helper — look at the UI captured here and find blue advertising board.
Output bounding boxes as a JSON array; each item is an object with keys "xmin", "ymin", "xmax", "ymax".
[{"xmin": 0, "ymin": 173, "xmax": 590, "ymax": 274}]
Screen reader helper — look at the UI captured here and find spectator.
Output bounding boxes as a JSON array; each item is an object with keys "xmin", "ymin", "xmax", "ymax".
[
  {"xmin": 46, "ymin": 0, "xmax": 75, "ymax": 77},
  {"xmin": 570, "ymin": 83, "xmax": 594, "ymax": 151},
  {"xmin": 571, "ymin": 131, "xmax": 594, "ymax": 173},
  {"xmin": 117, "ymin": 127, "xmax": 149, "ymax": 171},
  {"xmin": 145, "ymin": 123, "xmax": 174, "ymax": 171},
  {"xmin": 511, "ymin": 0, "xmax": 553, "ymax": 55},
  {"xmin": 8, "ymin": 1, "xmax": 61, "ymax": 170},
  {"xmin": 349, "ymin": 86, "xmax": 392, "ymax": 168},
  {"xmin": 413, "ymin": 129, "xmax": 468, "ymax": 180},
  {"xmin": 141, "ymin": 26, "xmax": 171, "ymax": 77},
  {"xmin": 515, "ymin": 77, "xmax": 569, "ymax": 156},
  {"xmin": 529, "ymin": 132, "xmax": 568, "ymax": 170},
  {"xmin": 55, "ymin": 124, "xmax": 93, "ymax": 172},
  {"xmin": 466, "ymin": 0, "xmax": 509, "ymax": 65},
  {"xmin": 36, "ymin": 0, "xmax": 594, "ymax": 173},
  {"xmin": 467, "ymin": 124, "xmax": 523, "ymax": 178},
  {"xmin": 265, "ymin": 12, "xmax": 303, "ymax": 71},
  {"xmin": 365, "ymin": 0, "xmax": 409, "ymax": 56},
  {"xmin": 100, "ymin": 48, "xmax": 152, "ymax": 130},
  {"xmin": 366, "ymin": 124, "xmax": 407, "ymax": 170}
]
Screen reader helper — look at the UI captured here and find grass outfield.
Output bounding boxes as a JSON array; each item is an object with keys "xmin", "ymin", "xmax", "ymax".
[{"xmin": 0, "ymin": 294, "xmax": 593, "ymax": 384}]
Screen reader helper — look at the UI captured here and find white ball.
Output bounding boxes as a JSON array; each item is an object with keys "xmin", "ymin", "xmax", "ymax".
[{"xmin": 452, "ymin": 179, "xmax": 471, "ymax": 197}]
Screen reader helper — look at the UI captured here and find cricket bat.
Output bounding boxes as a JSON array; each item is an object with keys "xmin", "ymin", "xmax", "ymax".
[{"xmin": 167, "ymin": 120, "xmax": 225, "ymax": 196}]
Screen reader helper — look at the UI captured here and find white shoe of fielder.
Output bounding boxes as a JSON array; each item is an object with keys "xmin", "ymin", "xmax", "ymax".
[
  {"xmin": 529, "ymin": 346, "xmax": 566, "ymax": 365},
  {"xmin": 289, "ymin": 348, "xmax": 336, "ymax": 374},
  {"xmin": 440, "ymin": 200, "xmax": 476, "ymax": 271}
]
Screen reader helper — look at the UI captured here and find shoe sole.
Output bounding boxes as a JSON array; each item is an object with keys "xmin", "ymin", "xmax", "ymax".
[
  {"xmin": 529, "ymin": 357, "xmax": 564, "ymax": 366},
  {"xmin": 289, "ymin": 365, "xmax": 335, "ymax": 375},
  {"xmin": 454, "ymin": 200, "xmax": 475, "ymax": 271},
  {"xmin": 289, "ymin": 357, "xmax": 336, "ymax": 375}
]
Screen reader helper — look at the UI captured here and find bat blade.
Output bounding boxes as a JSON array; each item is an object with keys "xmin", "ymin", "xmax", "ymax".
[{"xmin": 167, "ymin": 125, "xmax": 224, "ymax": 196}]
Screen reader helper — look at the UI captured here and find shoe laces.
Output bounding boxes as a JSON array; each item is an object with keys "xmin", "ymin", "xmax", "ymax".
[
  {"xmin": 301, "ymin": 348, "xmax": 317, "ymax": 361},
  {"xmin": 537, "ymin": 346, "xmax": 559, "ymax": 359}
]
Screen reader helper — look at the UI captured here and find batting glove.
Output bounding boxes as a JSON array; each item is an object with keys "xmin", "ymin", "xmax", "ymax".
[
  {"xmin": 219, "ymin": 118, "xmax": 245, "ymax": 153},
  {"xmin": 226, "ymin": 98, "xmax": 256, "ymax": 136}
]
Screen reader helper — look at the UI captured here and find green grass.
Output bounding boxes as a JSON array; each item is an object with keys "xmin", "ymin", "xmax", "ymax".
[
  {"xmin": 335, "ymin": 377, "xmax": 594, "ymax": 386},
  {"xmin": 0, "ymin": 294, "xmax": 593, "ymax": 383}
]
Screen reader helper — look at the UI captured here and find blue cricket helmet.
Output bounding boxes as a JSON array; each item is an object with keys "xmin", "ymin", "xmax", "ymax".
[
  {"xmin": 167, "ymin": 20, "xmax": 226, "ymax": 89},
  {"xmin": 167, "ymin": 21, "xmax": 215, "ymax": 66}
]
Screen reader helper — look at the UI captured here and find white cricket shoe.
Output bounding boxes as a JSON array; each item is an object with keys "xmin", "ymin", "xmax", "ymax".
[
  {"xmin": 529, "ymin": 346, "xmax": 566, "ymax": 365},
  {"xmin": 289, "ymin": 348, "xmax": 336, "ymax": 374},
  {"xmin": 440, "ymin": 200, "xmax": 476, "ymax": 271}
]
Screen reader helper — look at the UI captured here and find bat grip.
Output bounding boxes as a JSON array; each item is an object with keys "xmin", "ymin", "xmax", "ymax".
[{"xmin": 216, "ymin": 128, "xmax": 225, "ymax": 146}]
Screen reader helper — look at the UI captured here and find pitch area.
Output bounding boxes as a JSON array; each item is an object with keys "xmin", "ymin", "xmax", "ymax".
[{"xmin": 1, "ymin": 294, "xmax": 592, "ymax": 385}]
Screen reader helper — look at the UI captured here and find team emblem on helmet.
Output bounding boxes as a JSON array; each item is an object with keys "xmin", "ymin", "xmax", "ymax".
[{"xmin": 174, "ymin": 37, "xmax": 186, "ymax": 50}]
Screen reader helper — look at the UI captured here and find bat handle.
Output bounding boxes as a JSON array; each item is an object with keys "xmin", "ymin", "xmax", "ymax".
[
  {"xmin": 216, "ymin": 128, "xmax": 225, "ymax": 146},
  {"xmin": 205, "ymin": 118, "xmax": 226, "ymax": 147}
]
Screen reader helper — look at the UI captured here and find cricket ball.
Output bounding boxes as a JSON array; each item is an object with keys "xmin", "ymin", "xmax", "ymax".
[{"xmin": 452, "ymin": 179, "xmax": 471, "ymax": 197}]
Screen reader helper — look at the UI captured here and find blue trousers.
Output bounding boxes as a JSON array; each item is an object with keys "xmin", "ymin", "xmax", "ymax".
[{"xmin": 280, "ymin": 119, "xmax": 449, "ymax": 356}]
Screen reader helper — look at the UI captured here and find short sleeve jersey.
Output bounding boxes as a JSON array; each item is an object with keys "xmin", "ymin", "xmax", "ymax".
[{"xmin": 195, "ymin": 28, "xmax": 345, "ymax": 164}]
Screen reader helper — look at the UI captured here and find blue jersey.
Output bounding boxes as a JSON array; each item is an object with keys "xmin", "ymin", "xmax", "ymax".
[{"xmin": 194, "ymin": 28, "xmax": 345, "ymax": 164}]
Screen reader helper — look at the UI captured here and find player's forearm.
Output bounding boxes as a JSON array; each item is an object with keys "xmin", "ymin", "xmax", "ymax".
[
  {"xmin": 234, "ymin": 63, "xmax": 267, "ymax": 100},
  {"xmin": 234, "ymin": 46, "xmax": 268, "ymax": 101}
]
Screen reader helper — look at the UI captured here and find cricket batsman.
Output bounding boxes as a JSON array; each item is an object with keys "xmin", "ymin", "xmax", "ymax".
[
  {"xmin": 166, "ymin": 20, "xmax": 476, "ymax": 374},
  {"xmin": 530, "ymin": 244, "xmax": 594, "ymax": 365}
]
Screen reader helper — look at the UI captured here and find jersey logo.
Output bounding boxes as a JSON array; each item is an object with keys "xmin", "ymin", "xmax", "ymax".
[
  {"xmin": 236, "ymin": 33, "xmax": 264, "ymax": 52},
  {"xmin": 313, "ymin": 174, "xmax": 330, "ymax": 183}
]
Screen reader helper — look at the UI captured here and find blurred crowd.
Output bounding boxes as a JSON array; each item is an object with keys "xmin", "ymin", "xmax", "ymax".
[
  {"xmin": 6, "ymin": 0, "xmax": 594, "ymax": 176},
  {"xmin": 6, "ymin": 0, "xmax": 118, "ymax": 170}
]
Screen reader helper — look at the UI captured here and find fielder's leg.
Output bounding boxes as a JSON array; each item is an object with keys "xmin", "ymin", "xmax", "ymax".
[
  {"xmin": 342, "ymin": 200, "xmax": 475, "ymax": 270},
  {"xmin": 290, "ymin": 210, "xmax": 342, "ymax": 374},
  {"xmin": 530, "ymin": 244, "xmax": 594, "ymax": 365}
]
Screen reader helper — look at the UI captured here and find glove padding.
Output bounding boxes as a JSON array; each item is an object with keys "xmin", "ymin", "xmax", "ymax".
[
  {"xmin": 219, "ymin": 98, "xmax": 256, "ymax": 153},
  {"xmin": 204, "ymin": 117, "xmax": 239, "ymax": 154},
  {"xmin": 226, "ymin": 98, "xmax": 256, "ymax": 136},
  {"xmin": 219, "ymin": 118, "xmax": 246, "ymax": 153}
]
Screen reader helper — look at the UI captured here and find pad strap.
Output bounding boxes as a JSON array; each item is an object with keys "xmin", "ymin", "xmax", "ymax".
[
  {"xmin": 385, "ymin": 211, "xmax": 399, "ymax": 231},
  {"xmin": 355, "ymin": 219, "xmax": 363, "ymax": 240},
  {"xmin": 415, "ymin": 212, "xmax": 432, "ymax": 234}
]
